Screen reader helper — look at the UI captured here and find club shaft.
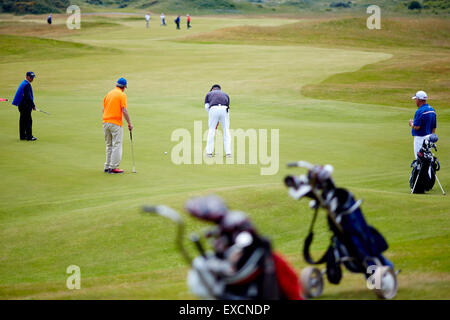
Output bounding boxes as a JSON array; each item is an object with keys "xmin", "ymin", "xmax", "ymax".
[
  {"xmin": 435, "ymin": 174, "xmax": 446, "ymax": 195},
  {"xmin": 130, "ymin": 131, "xmax": 136, "ymax": 171}
]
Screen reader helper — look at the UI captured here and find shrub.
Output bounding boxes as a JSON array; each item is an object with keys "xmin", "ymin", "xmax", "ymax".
[{"xmin": 408, "ymin": 1, "xmax": 423, "ymax": 10}]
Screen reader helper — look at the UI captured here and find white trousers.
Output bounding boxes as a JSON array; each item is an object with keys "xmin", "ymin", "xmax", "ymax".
[
  {"xmin": 104, "ymin": 122, "xmax": 123, "ymax": 169},
  {"xmin": 206, "ymin": 106, "xmax": 231, "ymax": 155},
  {"xmin": 413, "ymin": 136, "xmax": 426, "ymax": 159}
]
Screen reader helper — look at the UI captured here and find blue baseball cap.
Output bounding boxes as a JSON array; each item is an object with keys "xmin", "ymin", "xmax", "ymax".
[
  {"xmin": 26, "ymin": 71, "xmax": 36, "ymax": 78},
  {"xmin": 116, "ymin": 77, "xmax": 127, "ymax": 88}
]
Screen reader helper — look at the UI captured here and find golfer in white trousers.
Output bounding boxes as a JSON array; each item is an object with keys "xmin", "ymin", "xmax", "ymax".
[
  {"xmin": 204, "ymin": 84, "xmax": 231, "ymax": 157},
  {"xmin": 409, "ymin": 90, "xmax": 437, "ymax": 159}
]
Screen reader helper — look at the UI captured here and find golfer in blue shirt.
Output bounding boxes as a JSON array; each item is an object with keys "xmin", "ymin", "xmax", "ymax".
[
  {"xmin": 12, "ymin": 71, "xmax": 37, "ymax": 141},
  {"xmin": 409, "ymin": 90, "xmax": 436, "ymax": 159}
]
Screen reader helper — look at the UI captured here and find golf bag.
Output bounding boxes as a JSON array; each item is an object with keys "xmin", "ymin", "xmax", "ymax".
[
  {"xmin": 285, "ymin": 161, "xmax": 398, "ymax": 299},
  {"xmin": 185, "ymin": 195, "xmax": 303, "ymax": 300},
  {"xmin": 410, "ymin": 134, "xmax": 440, "ymax": 194}
]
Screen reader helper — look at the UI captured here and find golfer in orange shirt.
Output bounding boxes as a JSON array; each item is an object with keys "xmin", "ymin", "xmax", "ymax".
[{"xmin": 103, "ymin": 78, "xmax": 133, "ymax": 174}]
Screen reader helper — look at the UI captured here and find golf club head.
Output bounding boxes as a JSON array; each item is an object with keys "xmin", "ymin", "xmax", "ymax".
[
  {"xmin": 185, "ymin": 195, "xmax": 228, "ymax": 223},
  {"xmin": 427, "ymin": 134, "xmax": 438, "ymax": 143},
  {"xmin": 287, "ymin": 161, "xmax": 315, "ymax": 170},
  {"xmin": 142, "ymin": 205, "xmax": 183, "ymax": 224}
]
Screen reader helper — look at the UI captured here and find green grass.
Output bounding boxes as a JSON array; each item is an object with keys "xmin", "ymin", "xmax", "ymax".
[
  {"xmin": 0, "ymin": 34, "xmax": 116, "ymax": 63},
  {"xmin": 0, "ymin": 14, "xmax": 448, "ymax": 300},
  {"xmin": 181, "ymin": 16, "xmax": 450, "ymax": 109}
]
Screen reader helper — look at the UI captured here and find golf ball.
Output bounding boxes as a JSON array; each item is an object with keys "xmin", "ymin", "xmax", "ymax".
[{"xmin": 164, "ymin": 152, "xmax": 168, "ymax": 155}]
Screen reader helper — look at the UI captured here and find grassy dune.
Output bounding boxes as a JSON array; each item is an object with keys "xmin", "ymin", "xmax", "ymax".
[
  {"xmin": 181, "ymin": 16, "xmax": 450, "ymax": 109},
  {"xmin": 0, "ymin": 14, "xmax": 448, "ymax": 300}
]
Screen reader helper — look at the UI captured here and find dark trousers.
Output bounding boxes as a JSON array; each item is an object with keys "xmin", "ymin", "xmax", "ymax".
[
  {"xmin": 176, "ymin": 22, "xmax": 180, "ymax": 29},
  {"xmin": 19, "ymin": 106, "xmax": 32, "ymax": 140}
]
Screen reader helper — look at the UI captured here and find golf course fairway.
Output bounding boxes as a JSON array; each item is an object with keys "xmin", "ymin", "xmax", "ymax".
[{"xmin": 0, "ymin": 14, "xmax": 448, "ymax": 300}]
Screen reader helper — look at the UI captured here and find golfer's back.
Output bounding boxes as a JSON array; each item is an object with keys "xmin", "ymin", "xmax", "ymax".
[{"xmin": 103, "ymin": 88, "xmax": 127, "ymax": 127}]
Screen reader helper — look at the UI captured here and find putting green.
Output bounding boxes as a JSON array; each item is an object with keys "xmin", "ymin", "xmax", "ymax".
[{"xmin": 0, "ymin": 15, "xmax": 448, "ymax": 299}]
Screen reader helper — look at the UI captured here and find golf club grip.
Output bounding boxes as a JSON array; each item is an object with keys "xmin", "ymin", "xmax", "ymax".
[
  {"xmin": 142, "ymin": 205, "xmax": 158, "ymax": 213},
  {"xmin": 191, "ymin": 234, "xmax": 206, "ymax": 257}
]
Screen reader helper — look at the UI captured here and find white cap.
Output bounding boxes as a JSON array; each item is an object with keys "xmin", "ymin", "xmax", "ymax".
[{"xmin": 412, "ymin": 90, "xmax": 427, "ymax": 100}]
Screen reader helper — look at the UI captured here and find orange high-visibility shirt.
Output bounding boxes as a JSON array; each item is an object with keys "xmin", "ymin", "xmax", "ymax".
[{"xmin": 103, "ymin": 87, "xmax": 127, "ymax": 127}]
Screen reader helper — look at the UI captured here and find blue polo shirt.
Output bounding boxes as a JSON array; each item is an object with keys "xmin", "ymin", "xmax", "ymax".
[{"xmin": 412, "ymin": 104, "xmax": 436, "ymax": 137}]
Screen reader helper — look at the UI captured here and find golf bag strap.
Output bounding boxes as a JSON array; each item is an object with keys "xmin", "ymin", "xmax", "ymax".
[
  {"xmin": 339, "ymin": 199, "xmax": 362, "ymax": 216},
  {"xmin": 303, "ymin": 232, "xmax": 332, "ymax": 265}
]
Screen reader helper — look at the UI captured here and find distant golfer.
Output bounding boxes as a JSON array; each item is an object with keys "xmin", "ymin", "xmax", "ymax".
[
  {"xmin": 102, "ymin": 78, "xmax": 133, "ymax": 174},
  {"xmin": 160, "ymin": 13, "xmax": 166, "ymax": 26},
  {"xmin": 175, "ymin": 15, "xmax": 180, "ymax": 30},
  {"xmin": 47, "ymin": 14, "xmax": 52, "ymax": 25},
  {"xmin": 145, "ymin": 14, "xmax": 150, "ymax": 28},
  {"xmin": 204, "ymin": 84, "xmax": 231, "ymax": 158},
  {"xmin": 187, "ymin": 14, "xmax": 192, "ymax": 29},
  {"xmin": 12, "ymin": 71, "xmax": 37, "ymax": 141},
  {"xmin": 409, "ymin": 90, "xmax": 436, "ymax": 159}
]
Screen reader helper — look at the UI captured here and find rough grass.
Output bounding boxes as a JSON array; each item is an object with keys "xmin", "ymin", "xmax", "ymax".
[
  {"xmin": 0, "ymin": 19, "xmax": 121, "ymax": 38},
  {"xmin": 180, "ymin": 16, "xmax": 450, "ymax": 109},
  {"xmin": 0, "ymin": 34, "xmax": 118, "ymax": 63}
]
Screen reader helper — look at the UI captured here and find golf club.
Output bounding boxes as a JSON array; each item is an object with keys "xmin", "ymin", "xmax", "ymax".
[
  {"xmin": 142, "ymin": 205, "xmax": 216, "ymax": 298},
  {"xmin": 142, "ymin": 205, "xmax": 191, "ymax": 263},
  {"xmin": 0, "ymin": 98, "xmax": 8, "ymax": 102},
  {"xmin": 129, "ymin": 130, "xmax": 137, "ymax": 173},
  {"xmin": 35, "ymin": 108, "xmax": 50, "ymax": 115}
]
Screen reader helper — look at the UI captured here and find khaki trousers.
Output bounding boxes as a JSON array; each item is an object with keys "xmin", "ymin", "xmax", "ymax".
[{"xmin": 103, "ymin": 122, "xmax": 123, "ymax": 170}]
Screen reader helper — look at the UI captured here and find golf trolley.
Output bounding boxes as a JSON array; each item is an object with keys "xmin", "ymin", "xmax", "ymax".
[
  {"xmin": 142, "ymin": 195, "xmax": 303, "ymax": 300},
  {"xmin": 410, "ymin": 134, "xmax": 445, "ymax": 195},
  {"xmin": 284, "ymin": 161, "xmax": 399, "ymax": 299}
]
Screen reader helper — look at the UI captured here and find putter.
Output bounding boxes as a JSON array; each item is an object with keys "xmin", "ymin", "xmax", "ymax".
[
  {"xmin": 36, "ymin": 108, "xmax": 50, "ymax": 115},
  {"xmin": 129, "ymin": 130, "xmax": 137, "ymax": 173}
]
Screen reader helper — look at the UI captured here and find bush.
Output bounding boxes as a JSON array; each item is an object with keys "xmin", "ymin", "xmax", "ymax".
[
  {"xmin": 330, "ymin": 1, "xmax": 352, "ymax": 8},
  {"xmin": 408, "ymin": 1, "xmax": 423, "ymax": 10},
  {"xmin": 1, "ymin": 0, "xmax": 70, "ymax": 14}
]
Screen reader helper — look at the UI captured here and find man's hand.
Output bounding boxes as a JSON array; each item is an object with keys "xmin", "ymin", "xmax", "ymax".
[
  {"xmin": 33, "ymin": 106, "xmax": 36, "ymax": 111},
  {"xmin": 128, "ymin": 123, "xmax": 133, "ymax": 131},
  {"xmin": 409, "ymin": 119, "xmax": 413, "ymax": 127}
]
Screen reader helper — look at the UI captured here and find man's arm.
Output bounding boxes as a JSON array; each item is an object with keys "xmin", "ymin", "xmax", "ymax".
[
  {"xmin": 123, "ymin": 108, "xmax": 133, "ymax": 131},
  {"xmin": 409, "ymin": 113, "xmax": 421, "ymax": 131},
  {"xmin": 23, "ymin": 83, "xmax": 35, "ymax": 110},
  {"xmin": 204, "ymin": 93, "xmax": 210, "ymax": 112},
  {"xmin": 432, "ymin": 116, "xmax": 436, "ymax": 133}
]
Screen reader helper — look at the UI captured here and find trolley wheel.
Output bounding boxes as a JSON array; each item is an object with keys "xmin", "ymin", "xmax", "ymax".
[
  {"xmin": 374, "ymin": 267, "xmax": 398, "ymax": 299},
  {"xmin": 300, "ymin": 267, "xmax": 324, "ymax": 299}
]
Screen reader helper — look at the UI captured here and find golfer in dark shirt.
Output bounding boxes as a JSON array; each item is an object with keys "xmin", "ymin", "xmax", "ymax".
[
  {"xmin": 204, "ymin": 84, "xmax": 231, "ymax": 157},
  {"xmin": 12, "ymin": 72, "xmax": 37, "ymax": 141}
]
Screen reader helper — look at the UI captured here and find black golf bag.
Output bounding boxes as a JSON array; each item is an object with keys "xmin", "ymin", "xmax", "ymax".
[
  {"xmin": 410, "ymin": 134, "xmax": 440, "ymax": 194},
  {"xmin": 285, "ymin": 161, "xmax": 398, "ymax": 299}
]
